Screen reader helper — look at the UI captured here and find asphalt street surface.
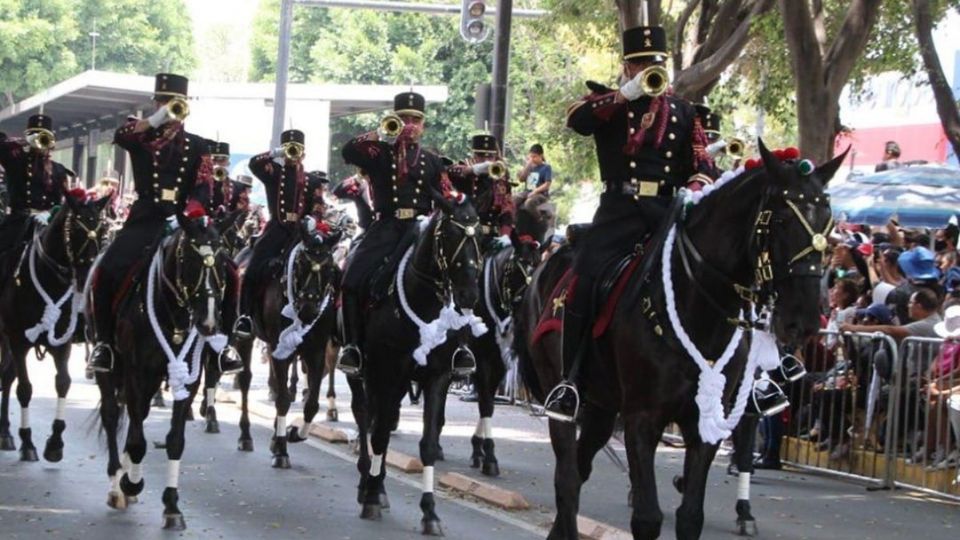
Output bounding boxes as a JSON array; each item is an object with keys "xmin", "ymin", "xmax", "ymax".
[{"xmin": 0, "ymin": 345, "xmax": 958, "ymax": 539}]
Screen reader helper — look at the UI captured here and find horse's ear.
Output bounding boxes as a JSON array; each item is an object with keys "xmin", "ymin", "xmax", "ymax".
[
  {"xmin": 757, "ymin": 138, "xmax": 783, "ymax": 177},
  {"xmin": 815, "ymin": 146, "xmax": 850, "ymax": 187}
]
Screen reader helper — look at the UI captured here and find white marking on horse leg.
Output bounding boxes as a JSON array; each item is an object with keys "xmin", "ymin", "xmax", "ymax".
[
  {"xmin": 481, "ymin": 417, "xmax": 492, "ymax": 439},
  {"xmin": 370, "ymin": 453, "xmax": 384, "ymax": 477},
  {"xmin": 205, "ymin": 296, "xmax": 216, "ymax": 329},
  {"xmin": 166, "ymin": 459, "xmax": 181, "ymax": 489},
  {"xmin": 298, "ymin": 419, "xmax": 311, "ymax": 439},
  {"xmin": 55, "ymin": 398, "xmax": 66, "ymax": 421},
  {"xmin": 327, "ymin": 396, "xmax": 336, "ymax": 410},
  {"xmin": 20, "ymin": 408, "xmax": 29, "ymax": 430},
  {"xmin": 129, "ymin": 461, "xmax": 143, "ymax": 484},
  {"xmin": 473, "ymin": 418, "xmax": 484, "ymax": 438},
  {"xmin": 423, "ymin": 465, "xmax": 435, "ymax": 493},
  {"xmin": 111, "ymin": 473, "xmax": 121, "ymax": 494},
  {"xmin": 737, "ymin": 471, "xmax": 751, "ymax": 501},
  {"xmin": 275, "ymin": 415, "xmax": 287, "ymax": 437},
  {"xmin": 205, "ymin": 388, "xmax": 216, "ymax": 407}
]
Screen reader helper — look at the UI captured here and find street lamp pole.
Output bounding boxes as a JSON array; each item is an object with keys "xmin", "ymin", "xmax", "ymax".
[{"xmin": 89, "ymin": 23, "xmax": 100, "ymax": 71}]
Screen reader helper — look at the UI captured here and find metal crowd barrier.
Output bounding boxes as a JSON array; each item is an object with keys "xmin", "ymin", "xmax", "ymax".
[{"xmin": 779, "ymin": 330, "xmax": 960, "ymax": 500}]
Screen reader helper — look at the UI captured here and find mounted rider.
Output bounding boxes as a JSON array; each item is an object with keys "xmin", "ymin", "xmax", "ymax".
[
  {"xmin": 232, "ymin": 129, "xmax": 314, "ymax": 340},
  {"xmin": 336, "ymin": 91, "xmax": 476, "ymax": 377},
  {"xmin": 445, "ymin": 134, "xmax": 516, "ymax": 253},
  {"xmin": 544, "ymin": 25, "xmax": 716, "ymax": 422},
  {"xmin": 206, "ymin": 141, "xmax": 233, "ymax": 218},
  {"xmin": 0, "ymin": 114, "xmax": 72, "ymax": 267},
  {"xmin": 88, "ymin": 73, "xmax": 243, "ymax": 374}
]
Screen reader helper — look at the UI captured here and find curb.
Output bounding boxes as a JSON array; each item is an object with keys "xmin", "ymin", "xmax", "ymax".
[
  {"xmin": 309, "ymin": 423, "xmax": 350, "ymax": 444},
  {"xmin": 439, "ymin": 472, "xmax": 530, "ymax": 510},
  {"xmin": 575, "ymin": 516, "xmax": 632, "ymax": 540}
]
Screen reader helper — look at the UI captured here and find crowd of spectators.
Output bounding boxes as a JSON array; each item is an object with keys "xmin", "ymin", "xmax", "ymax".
[{"xmin": 776, "ymin": 218, "xmax": 960, "ymax": 474}]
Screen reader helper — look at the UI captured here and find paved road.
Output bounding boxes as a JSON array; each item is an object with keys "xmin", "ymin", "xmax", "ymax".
[{"xmin": 1, "ymin": 346, "xmax": 959, "ymax": 539}]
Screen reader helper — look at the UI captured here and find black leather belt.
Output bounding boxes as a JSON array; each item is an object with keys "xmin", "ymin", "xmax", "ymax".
[
  {"xmin": 605, "ymin": 180, "xmax": 677, "ymax": 199},
  {"xmin": 376, "ymin": 207, "xmax": 425, "ymax": 220}
]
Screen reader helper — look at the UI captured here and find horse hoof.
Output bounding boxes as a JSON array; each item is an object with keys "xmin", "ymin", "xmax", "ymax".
[
  {"xmin": 120, "ymin": 474, "xmax": 145, "ymax": 496},
  {"xmin": 205, "ymin": 419, "xmax": 220, "ymax": 434},
  {"xmin": 737, "ymin": 518, "xmax": 758, "ymax": 537},
  {"xmin": 42, "ymin": 444, "xmax": 63, "ymax": 463},
  {"xmin": 360, "ymin": 503, "xmax": 382, "ymax": 521},
  {"xmin": 421, "ymin": 518, "xmax": 444, "ymax": 536},
  {"xmin": 470, "ymin": 456, "xmax": 482, "ymax": 468},
  {"xmin": 286, "ymin": 426, "xmax": 307, "ymax": 443},
  {"xmin": 162, "ymin": 513, "xmax": 186, "ymax": 530},
  {"xmin": 20, "ymin": 447, "xmax": 38, "ymax": 462},
  {"xmin": 107, "ymin": 492, "xmax": 128, "ymax": 510},
  {"xmin": 327, "ymin": 409, "xmax": 338, "ymax": 422},
  {"xmin": 0, "ymin": 434, "xmax": 15, "ymax": 451},
  {"xmin": 237, "ymin": 438, "xmax": 254, "ymax": 452},
  {"xmin": 481, "ymin": 461, "xmax": 500, "ymax": 477},
  {"xmin": 272, "ymin": 455, "xmax": 291, "ymax": 469}
]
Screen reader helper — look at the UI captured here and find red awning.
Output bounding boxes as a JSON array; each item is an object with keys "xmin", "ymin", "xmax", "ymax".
[{"xmin": 835, "ymin": 123, "xmax": 949, "ymax": 166}]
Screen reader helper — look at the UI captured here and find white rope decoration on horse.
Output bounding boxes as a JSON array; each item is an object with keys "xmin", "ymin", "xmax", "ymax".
[
  {"xmin": 662, "ymin": 179, "xmax": 782, "ymax": 445},
  {"xmin": 272, "ymin": 241, "xmax": 331, "ymax": 361},
  {"xmin": 396, "ymin": 244, "xmax": 488, "ymax": 366},
  {"xmin": 146, "ymin": 243, "xmax": 227, "ymax": 401},
  {"xmin": 24, "ymin": 231, "xmax": 82, "ymax": 346},
  {"xmin": 482, "ymin": 254, "xmax": 514, "ymax": 368}
]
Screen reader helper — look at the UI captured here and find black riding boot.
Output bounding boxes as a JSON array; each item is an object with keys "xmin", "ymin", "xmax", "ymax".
[
  {"xmin": 233, "ymin": 277, "xmax": 253, "ymax": 341},
  {"xmin": 336, "ymin": 291, "xmax": 363, "ymax": 376},
  {"xmin": 88, "ymin": 283, "xmax": 116, "ymax": 373},
  {"xmin": 543, "ymin": 308, "xmax": 587, "ymax": 423}
]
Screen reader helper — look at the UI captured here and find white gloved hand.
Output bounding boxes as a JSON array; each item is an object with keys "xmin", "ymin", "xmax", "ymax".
[
  {"xmin": 619, "ymin": 72, "xmax": 645, "ymax": 101},
  {"xmin": 472, "ymin": 162, "xmax": 492, "ymax": 175},
  {"xmin": 146, "ymin": 106, "xmax": 174, "ymax": 129},
  {"xmin": 495, "ymin": 234, "xmax": 511, "ymax": 248},
  {"xmin": 706, "ymin": 139, "xmax": 727, "ymax": 158},
  {"xmin": 25, "ymin": 133, "xmax": 39, "ymax": 146},
  {"xmin": 32, "ymin": 211, "xmax": 50, "ymax": 225},
  {"xmin": 165, "ymin": 214, "xmax": 180, "ymax": 232},
  {"xmin": 269, "ymin": 147, "xmax": 285, "ymax": 159}
]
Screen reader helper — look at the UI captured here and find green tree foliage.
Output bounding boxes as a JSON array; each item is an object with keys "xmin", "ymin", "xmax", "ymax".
[{"xmin": 0, "ymin": 0, "xmax": 195, "ymax": 107}]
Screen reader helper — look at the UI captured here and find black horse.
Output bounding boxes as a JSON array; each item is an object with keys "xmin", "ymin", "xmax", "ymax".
[
  {"xmin": 518, "ymin": 141, "xmax": 845, "ymax": 540},
  {"xmin": 463, "ymin": 197, "xmax": 550, "ymax": 476},
  {"xmin": 350, "ymin": 198, "xmax": 483, "ymax": 535},
  {"xmin": 91, "ymin": 213, "xmax": 230, "ymax": 530},
  {"xmin": 232, "ymin": 219, "xmax": 342, "ymax": 465},
  {"xmin": 0, "ymin": 193, "xmax": 108, "ymax": 461}
]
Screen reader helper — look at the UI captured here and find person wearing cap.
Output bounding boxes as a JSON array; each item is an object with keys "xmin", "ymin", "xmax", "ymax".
[
  {"xmin": 924, "ymin": 304, "xmax": 960, "ymax": 469},
  {"xmin": 888, "ymin": 246, "xmax": 944, "ymax": 323},
  {"xmin": 335, "ymin": 91, "xmax": 453, "ymax": 376},
  {"xmin": 841, "ymin": 288, "xmax": 941, "ymax": 342},
  {"xmin": 229, "ymin": 175, "xmax": 254, "ymax": 213},
  {"xmin": 875, "ymin": 141, "xmax": 902, "ymax": 172},
  {"xmin": 545, "ymin": 24, "xmax": 715, "ymax": 421},
  {"xmin": 331, "ymin": 170, "xmax": 374, "ymax": 230},
  {"xmin": 517, "ymin": 143, "xmax": 552, "ymax": 198},
  {"xmin": 0, "ymin": 114, "xmax": 72, "ymax": 262},
  {"xmin": 305, "ymin": 170, "xmax": 329, "ymax": 221},
  {"xmin": 88, "ymin": 73, "xmax": 241, "ymax": 374},
  {"xmin": 233, "ymin": 129, "xmax": 310, "ymax": 340},
  {"xmin": 693, "ymin": 104, "xmax": 725, "ymax": 180},
  {"xmin": 446, "ymin": 133, "xmax": 516, "ymax": 250}
]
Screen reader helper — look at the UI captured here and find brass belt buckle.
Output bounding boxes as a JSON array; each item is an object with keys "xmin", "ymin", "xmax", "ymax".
[
  {"xmin": 285, "ymin": 212, "xmax": 299, "ymax": 222},
  {"xmin": 638, "ymin": 180, "xmax": 659, "ymax": 197},
  {"xmin": 481, "ymin": 225, "xmax": 492, "ymax": 235},
  {"xmin": 395, "ymin": 208, "xmax": 415, "ymax": 219},
  {"xmin": 161, "ymin": 188, "xmax": 177, "ymax": 202}
]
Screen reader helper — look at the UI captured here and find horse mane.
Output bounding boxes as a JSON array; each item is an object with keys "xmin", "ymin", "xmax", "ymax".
[{"xmin": 683, "ymin": 167, "xmax": 767, "ymax": 231}]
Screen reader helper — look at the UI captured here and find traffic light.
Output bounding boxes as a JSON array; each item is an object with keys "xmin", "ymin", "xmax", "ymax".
[{"xmin": 460, "ymin": 0, "xmax": 491, "ymax": 44}]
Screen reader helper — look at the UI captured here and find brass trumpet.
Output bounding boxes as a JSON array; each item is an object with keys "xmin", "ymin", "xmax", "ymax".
[
  {"xmin": 27, "ymin": 130, "xmax": 56, "ymax": 151},
  {"xmin": 640, "ymin": 65, "xmax": 669, "ymax": 97},
  {"xmin": 379, "ymin": 114, "xmax": 403, "ymax": 138},
  {"xmin": 282, "ymin": 142, "xmax": 304, "ymax": 161},
  {"xmin": 213, "ymin": 166, "xmax": 228, "ymax": 182},
  {"xmin": 488, "ymin": 161, "xmax": 507, "ymax": 180},
  {"xmin": 727, "ymin": 138, "xmax": 745, "ymax": 159},
  {"xmin": 167, "ymin": 97, "xmax": 190, "ymax": 121}
]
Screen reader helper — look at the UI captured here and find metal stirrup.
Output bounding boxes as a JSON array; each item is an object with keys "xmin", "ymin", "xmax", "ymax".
[
  {"xmin": 336, "ymin": 344, "xmax": 363, "ymax": 376},
  {"xmin": 543, "ymin": 381, "xmax": 580, "ymax": 422}
]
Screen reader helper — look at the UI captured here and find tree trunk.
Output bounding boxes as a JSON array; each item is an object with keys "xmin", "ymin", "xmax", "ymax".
[
  {"xmin": 913, "ymin": 0, "xmax": 960, "ymax": 161},
  {"xmin": 780, "ymin": 0, "xmax": 882, "ymax": 163}
]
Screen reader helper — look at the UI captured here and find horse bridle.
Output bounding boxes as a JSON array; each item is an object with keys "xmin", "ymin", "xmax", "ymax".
[
  {"xmin": 430, "ymin": 214, "xmax": 482, "ymax": 298},
  {"xmin": 63, "ymin": 208, "xmax": 105, "ymax": 269},
  {"xmin": 291, "ymin": 243, "xmax": 335, "ymax": 305},
  {"xmin": 162, "ymin": 233, "xmax": 225, "ymax": 308}
]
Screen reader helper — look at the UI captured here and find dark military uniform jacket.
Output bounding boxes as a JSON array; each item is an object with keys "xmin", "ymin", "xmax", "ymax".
[
  {"xmin": 249, "ymin": 153, "xmax": 306, "ymax": 226},
  {"xmin": 341, "ymin": 132, "xmax": 445, "ymax": 218},
  {"xmin": 113, "ymin": 121, "xmax": 212, "ymax": 218},
  {"xmin": 446, "ymin": 161, "xmax": 515, "ymax": 238},
  {"xmin": 0, "ymin": 133, "xmax": 70, "ymax": 214}
]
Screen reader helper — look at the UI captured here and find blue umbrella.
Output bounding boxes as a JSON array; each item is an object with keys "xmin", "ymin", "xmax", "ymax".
[{"xmin": 827, "ymin": 165, "xmax": 960, "ymax": 228}]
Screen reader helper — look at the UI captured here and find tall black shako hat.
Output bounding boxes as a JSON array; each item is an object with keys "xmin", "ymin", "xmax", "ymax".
[
  {"xmin": 154, "ymin": 73, "xmax": 188, "ymax": 102},
  {"xmin": 622, "ymin": 26, "xmax": 668, "ymax": 63},
  {"xmin": 694, "ymin": 104, "xmax": 721, "ymax": 139},
  {"xmin": 471, "ymin": 134, "xmax": 499, "ymax": 155},
  {"xmin": 393, "ymin": 92, "xmax": 425, "ymax": 119},
  {"xmin": 26, "ymin": 114, "xmax": 53, "ymax": 134},
  {"xmin": 281, "ymin": 129, "xmax": 305, "ymax": 146},
  {"xmin": 208, "ymin": 141, "xmax": 230, "ymax": 159}
]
